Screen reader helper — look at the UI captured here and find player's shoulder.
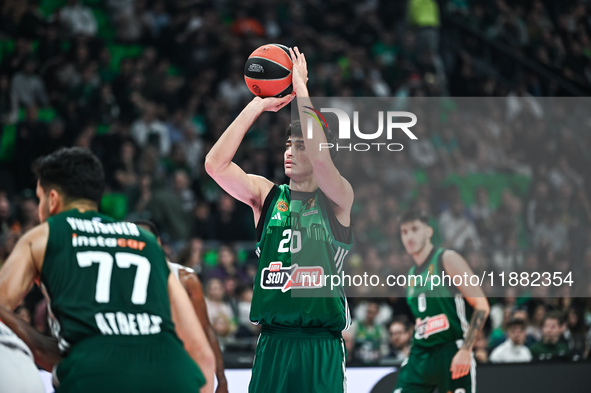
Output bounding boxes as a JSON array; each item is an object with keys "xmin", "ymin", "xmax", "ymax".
[
  {"xmin": 441, "ymin": 249, "xmax": 470, "ymax": 273},
  {"xmin": 20, "ymin": 221, "xmax": 50, "ymax": 245},
  {"xmin": 441, "ymin": 249, "xmax": 464, "ymax": 263}
]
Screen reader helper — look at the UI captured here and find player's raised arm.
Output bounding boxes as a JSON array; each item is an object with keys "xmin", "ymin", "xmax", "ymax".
[
  {"xmin": 0, "ymin": 224, "xmax": 47, "ymax": 310},
  {"xmin": 168, "ymin": 273, "xmax": 215, "ymax": 393},
  {"xmin": 0, "ymin": 304, "xmax": 61, "ymax": 371},
  {"xmin": 289, "ymin": 47, "xmax": 354, "ymax": 223},
  {"xmin": 442, "ymin": 250, "xmax": 490, "ymax": 380},
  {"xmin": 179, "ymin": 270, "xmax": 228, "ymax": 393},
  {"xmin": 205, "ymin": 95, "xmax": 292, "ymax": 217}
]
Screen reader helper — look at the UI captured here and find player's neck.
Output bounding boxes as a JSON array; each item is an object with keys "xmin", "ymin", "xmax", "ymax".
[
  {"xmin": 289, "ymin": 176, "xmax": 318, "ymax": 192},
  {"xmin": 412, "ymin": 243, "xmax": 433, "ymax": 267},
  {"xmin": 61, "ymin": 200, "xmax": 98, "ymax": 214}
]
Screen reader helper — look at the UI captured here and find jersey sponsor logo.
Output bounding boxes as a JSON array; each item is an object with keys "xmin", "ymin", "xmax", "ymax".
[
  {"xmin": 261, "ymin": 262, "xmax": 324, "ymax": 292},
  {"xmin": 302, "ymin": 209, "xmax": 318, "ymax": 217},
  {"xmin": 271, "ymin": 212, "xmax": 282, "ymax": 220},
  {"xmin": 72, "ymin": 234, "xmax": 147, "ymax": 250},
  {"xmin": 95, "ymin": 312, "xmax": 163, "ymax": 336},
  {"xmin": 414, "ymin": 313, "xmax": 450, "ymax": 340},
  {"xmin": 276, "ymin": 200, "xmax": 289, "ymax": 212},
  {"xmin": 305, "ymin": 196, "xmax": 317, "ymax": 210}
]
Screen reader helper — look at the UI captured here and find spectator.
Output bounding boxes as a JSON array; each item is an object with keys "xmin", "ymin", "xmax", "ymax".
[
  {"xmin": 564, "ymin": 305, "xmax": 587, "ymax": 359},
  {"xmin": 172, "ymin": 169, "xmax": 196, "ymax": 213},
  {"xmin": 131, "ymin": 102, "xmax": 170, "ymax": 156},
  {"xmin": 530, "ymin": 311, "xmax": 572, "ymax": 361},
  {"xmin": 0, "ymin": 74, "xmax": 18, "ymax": 124},
  {"xmin": 489, "ymin": 318, "xmax": 532, "ymax": 363},
  {"xmin": 438, "ymin": 198, "xmax": 481, "ymax": 251},
  {"xmin": 10, "ymin": 58, "xmax": 49, "ymax": 107},
  {"xmin": 204, "ymin": 277, "xmax": 235, "ymax": 331},
  {"xmin": 142, "ymin": 0, "xmax": 169, "ymax": 40},
  {"xmin": 57, "ymin": 0, "xmax": 98, "ymax": 37},
  {"xmin": 386, "ymin": 318, "xmax": 412, "ymax": 364},
  {"xmin": 212, "ymin": 193, "xmax": 255, "ymax": 242},
  {"xmin": 208, "ymin": 245, "xmax": 249, "ymax": 285},
  {"xmin": 350, "ymin": 301, "xmax": 389, "ymax": 365}
]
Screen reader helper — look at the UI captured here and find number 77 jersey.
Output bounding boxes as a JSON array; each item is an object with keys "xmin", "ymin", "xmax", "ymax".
[
  {"xmin": 250, "ymin": 185, "xmax": 353, "ymax": 331},
  {"xmin": 40, "ymin": 210, "xmax": 175, "ymax": 353}
]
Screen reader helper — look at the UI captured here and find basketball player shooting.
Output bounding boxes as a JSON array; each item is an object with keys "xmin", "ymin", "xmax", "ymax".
[{"xmin": 205, "ymin": 47, "xmax": 354, "ymax": 393}]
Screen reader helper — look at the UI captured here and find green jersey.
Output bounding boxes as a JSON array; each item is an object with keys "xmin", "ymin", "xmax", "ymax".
[
  {"xmin": 250, "ymin": 185, "xmax": 353, "ymax": 331},
  {"xmin": 41, "ymin": 209, "xmax": 176, "ymax": 353},
  {"xmin": 406, "ymin": 247, "xmax": 472, "ymax": 348}
]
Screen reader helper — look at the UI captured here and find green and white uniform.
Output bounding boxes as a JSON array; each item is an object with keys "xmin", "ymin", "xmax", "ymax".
[
  {"xmin": 41, "ymin": 209, "xmax": 205, "ymax": 393},
  {"xmin": 394, "ymin": 247, "xmax": 476, "ymax": 393},
  {"xmin": 249, "ymin": 185, "xmax": 353, "ymax": 393}
]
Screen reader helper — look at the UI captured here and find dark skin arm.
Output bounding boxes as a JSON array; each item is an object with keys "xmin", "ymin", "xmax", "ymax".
[
  {"xmin": 179, "ymin": 270, "xmax": 228, "ymax": 393},
  {"xmin": 0, "ymin": 303, "xmax": 62, "ymax": 371}
]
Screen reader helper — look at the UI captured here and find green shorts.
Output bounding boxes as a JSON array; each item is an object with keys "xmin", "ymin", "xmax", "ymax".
[
  {"xmin": 249, "ymin": 325, "xmax": 346, "ymax": 393},
  {"xmin": 394, "ymin": 341, "xmax": 475, "ymax": 393},
  {"xmin": 55, "ymin": 333, "xmax": 205, "ymax": 393}
]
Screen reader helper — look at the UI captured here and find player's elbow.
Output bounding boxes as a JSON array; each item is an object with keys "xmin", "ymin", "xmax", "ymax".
[
  {"xmin": 204, "ymin": 153, "xmax": 223, "ymax": 177},
  {"xmin": 474, "ymin": 297, "xmax": 490, "ymax": 317}
]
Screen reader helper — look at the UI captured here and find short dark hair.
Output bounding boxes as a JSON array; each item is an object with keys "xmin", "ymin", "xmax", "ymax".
[
  {"xmin": 506, "ymin": 318, "xmax": 526, "ymax": 329},
  {"xmin": 399, "ymin": 208, "xmax": 430, "ymax": 226},
  {"xmin": 390, "ymin": 315, "xmax": 411, "ymax": 331},
  {"xmin": 286, "ymin": 119, "xmax": 337, "ymax": 160},
  {"xmin": 33, "ymin": 147, "xmax": 105, "ymax": 205},
  {"xmin": 543, "ymin": 311, "xmax": 565, "ymax": 325},
  {"xmin": 131, "ymin": 219, "xmax": 160, "ymax": 239}
]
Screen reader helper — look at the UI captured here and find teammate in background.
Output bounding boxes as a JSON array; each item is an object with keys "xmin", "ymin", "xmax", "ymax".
[
  {"xmin": 0, "ymin": 318, "xmax": 46, "ymax": 393},
  {"xmin": 206, "ymin": 47, "xmax": 354, "ymax": 393},
  {"xmin": 0, "ymin": 147, "xmax": 215, "ymax": 393},
  {"xmin": 394, "ymin": 209, "xmax": 490, "ymax": 393},
  {"xmin": 132, "ymin": 219, "xmax": 229, "ymax": 393}
]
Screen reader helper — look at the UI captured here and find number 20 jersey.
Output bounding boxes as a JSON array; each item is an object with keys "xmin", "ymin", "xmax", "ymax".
[
  {"xmin": 40, "ymin": 209, "xmax": 175, "ymax": 353},
  {"xmin": 250, "ymin": 185, "xmax": 353, "ymax": 331}
]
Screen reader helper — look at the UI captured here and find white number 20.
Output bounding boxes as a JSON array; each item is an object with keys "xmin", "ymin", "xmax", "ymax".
[
  {"xmin": 77, "ymin": 251, "xmax": 151, "ymax": 305},
  {"xmin": 278, "ymin": 229, "xmax": 302, "ymax": 253}
]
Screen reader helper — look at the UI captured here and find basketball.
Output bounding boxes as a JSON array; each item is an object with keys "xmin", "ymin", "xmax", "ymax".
[{"xmin": 244, "ymin": 44, "xmax": 293, "ymax": 97}]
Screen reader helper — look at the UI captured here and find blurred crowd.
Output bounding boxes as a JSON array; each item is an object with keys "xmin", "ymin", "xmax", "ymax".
[{"xmin": 1, "ymin": 0, "xmax": 591, "ymax": 365}]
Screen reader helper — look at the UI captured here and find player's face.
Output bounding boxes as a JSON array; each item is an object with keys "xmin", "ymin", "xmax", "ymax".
[
  {"xmin": 400, "ymin": 219, "xmax": 432, "ymax": 255},
  {"xmin": 542, "ymin": 318, "xmax": 561, "ymax": 343},
  {"xmin": 389, "ymin": 323, "xmax": 407, "ymax": 347},
  {"xmin": 285, "ymin": 136, "xmax": 312, "ymax": 179},
  {"xmin": 36, "ymin": 181, "xmax": 51, "ymax": 223},
  {"xmin": 508, "ymin": 325, "xmax": 526, "ymax": 346}
]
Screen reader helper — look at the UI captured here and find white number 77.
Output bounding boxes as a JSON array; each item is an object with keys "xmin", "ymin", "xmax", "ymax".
[{"xmin": 77, "ymin": 251, "xmax": 151, "ymax": 305}]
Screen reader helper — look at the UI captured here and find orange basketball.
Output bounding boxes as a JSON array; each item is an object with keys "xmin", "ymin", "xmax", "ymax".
[{"xmin": 244, "ymin": 44, "xmax": 293, "ymax": 97}]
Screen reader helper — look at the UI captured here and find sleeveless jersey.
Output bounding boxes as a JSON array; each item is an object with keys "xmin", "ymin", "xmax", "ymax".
[
  {"xmin": 406, "ymin": 248, "xmax": 472, "ymax": 348},
  {"xmin": 250, "ymin": 185, "xmax": 353, "ymax": 330},
  {"xmin": 40, "ymin": 209, "xmax": 175, "ymax": 353},
  {"xmin": 168, "ymin": 262, "xmax": 195, "ymax": 282}
]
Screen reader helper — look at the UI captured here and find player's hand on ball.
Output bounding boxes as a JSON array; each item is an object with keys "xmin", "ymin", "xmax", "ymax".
[
  {"xmin": 253, "ymin": 93, "xmax": 294, "ymax": 113},
  {"xmin": 289, "ymin": 46, "xmax": 308, "ymax": 95},
  {"xmin": 450, "ymin": 348, "xmax": 471, "ymax": 380}
]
